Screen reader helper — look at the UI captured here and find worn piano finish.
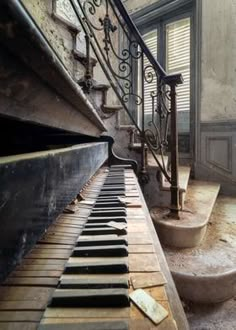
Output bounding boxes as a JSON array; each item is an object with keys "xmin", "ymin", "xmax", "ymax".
[
  {"xmin": 0, "ymin": 143, "xmax": 108, "ymax": 281},
  {"xmin": 0, "ymin": 166, "xmax": 188, "ymax": 329}
]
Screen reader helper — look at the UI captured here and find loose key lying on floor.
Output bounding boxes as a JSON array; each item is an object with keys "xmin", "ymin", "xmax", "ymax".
[{"xmin": 129, "ymin": 288, "xmax": 169, "ymax": 325}]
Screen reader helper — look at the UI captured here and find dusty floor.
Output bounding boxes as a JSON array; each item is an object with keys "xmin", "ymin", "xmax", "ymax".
[
  {"xmin": 185, "ymin": 297, "xmax": 236, "ymax": 330},
  {"xmin": 165, "ymin": 196, "xmax": 236, "ymax": 275},
  {"xmin": 152, "ymin": 195, "xmax": 236, "ymax": 328}
]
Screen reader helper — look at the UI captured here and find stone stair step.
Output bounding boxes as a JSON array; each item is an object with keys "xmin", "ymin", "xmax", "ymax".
[
  {"xmin": 151, "ymin": 180, "xmax": 220, "ymax": 248},
  {"xmin": 102, "ymin": 104, "xmax": 123, "ymax": 114},
  {"xmin": 147, "ymin": 153, "xmax": 191, "ymax": 209},
  {"xmin": 161, "ymin": 166, "xmax": 191, "ymax": 209},
  {"xmin": 128, "ymin": 143, "xmax": 148, "ymax": 152},
  {"xmin": 148, "ymin": 154, "xmax": 169, "ymax": 170},
  {"xmin": 164, "ymin": 196, "xmax": 236, "ymax": 303},
  {"xmin": 161, "ymin": 166, "xmax": 191, "ymax": 193}
]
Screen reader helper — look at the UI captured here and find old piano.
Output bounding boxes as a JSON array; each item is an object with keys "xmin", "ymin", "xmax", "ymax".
[{"xmin": 0, "ymin": 1, "xmax": 188, "ymax": 329}]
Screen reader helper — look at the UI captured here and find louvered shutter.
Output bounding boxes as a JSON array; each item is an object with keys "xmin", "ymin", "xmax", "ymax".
[
  {"xmin": 166, "ymin": 18, "xmax": 191, "ymax": 112},
  {"xmin": 143, "ymin": 30, "xmax": 158, "ymax": 113}
]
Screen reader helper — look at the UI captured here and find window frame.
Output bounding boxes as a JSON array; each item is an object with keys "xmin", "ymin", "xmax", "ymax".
[{"xmin": 137, "ymin": 5, "xmax": 195, "ymax": 155}]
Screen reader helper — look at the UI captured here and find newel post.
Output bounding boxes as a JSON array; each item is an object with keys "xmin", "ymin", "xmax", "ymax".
[
  {"xmin": 164, "ymin": 73, "xmax": 183, "ymax": 219},
  {"xmin": 169, "ymin": 81, "xmax": 180, "ymax": 218}
]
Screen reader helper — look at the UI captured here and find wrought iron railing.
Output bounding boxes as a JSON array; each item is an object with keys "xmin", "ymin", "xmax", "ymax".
[{"xmin": 69, "ymin": 0, "xmax": 183, "ymax": 217}]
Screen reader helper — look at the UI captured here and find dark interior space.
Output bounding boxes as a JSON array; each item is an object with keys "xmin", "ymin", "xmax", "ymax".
[{"xmin": 0, "ymin": 116, "xmax": 103, "ymax": 156}]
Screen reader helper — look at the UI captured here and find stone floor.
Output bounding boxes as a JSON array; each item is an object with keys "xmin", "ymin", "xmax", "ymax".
[
  {"xmin": 165, "ymin": 195, "xmax": 236, "ymax": 275},
  {"xmin": 185, "ymin": 297, "xmax": 236, "ymax": 330}
]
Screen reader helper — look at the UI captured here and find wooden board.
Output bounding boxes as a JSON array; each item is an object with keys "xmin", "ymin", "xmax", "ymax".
[
  {"xmin": 0, "ymin": 322, "xmax": 38, "ymax": 330},
  {"xmin": 0, "ymin": 287, "xmax": 54, "ymax": 301},
  {"xmin": 44, "ymin": 307, "xmax": 130, "ymax": 318},
  {"xmin": 0, "ymin": 311, "xmax": 43, "ymax": 322},
  {"xmin": 9, "ymin": 271, "xmax": 63, "ymax": 278},
  {"xmin": 0, "ymin": 300, "xmax": 47, "ymax": 311},
  {"xmin": 129, "ymin": 254, "xmax": 160, "ymax": 272},
  {"xmin": 131, "ymin": 272, "xmax": 167, "ymax": 289},
  {"xmin": 3, "ymin": 277, "xmax": 58, "ymax": 287},
  {"xmin": 38, "ymin": 320, "xmax": 129, "ymax": 330},
  {"xmin": 35, "ymin": 245, "xmax": 74, "ymax": 250},
  {"xmin": 128, "ymin": 245, "xmax": 154, "ymax": 254},
  {"xmin": 25, "ymin": 251, "xmax": 71, "ymax": 260}
]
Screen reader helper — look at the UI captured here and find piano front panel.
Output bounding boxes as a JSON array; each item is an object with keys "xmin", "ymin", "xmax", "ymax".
[{"xmin": 0, "ymin": 143, "xmax": 108, "ymax": 281}]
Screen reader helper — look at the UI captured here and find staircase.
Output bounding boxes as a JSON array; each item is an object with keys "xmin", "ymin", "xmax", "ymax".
[
  {"xmin": 148, "ymin": 155, "xmax": 236, "ymax": 304},
  {"xmin": 62, "ymin": 0, "xmax": 236, "ymax": 306}
]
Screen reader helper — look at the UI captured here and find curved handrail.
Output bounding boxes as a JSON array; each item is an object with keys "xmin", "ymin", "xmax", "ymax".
[
  {"xmin": 113, "ymin": 0, "xmax": 183, "ymax": 85},
  {"xmin": 69, "ymin": 0, "xmax": 182, "ymax": 216}
]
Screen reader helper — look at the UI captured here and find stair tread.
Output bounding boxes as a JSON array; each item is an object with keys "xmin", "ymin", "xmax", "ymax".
[
  {"xmin": 164, "ymin": 195, "xmax": 236, "ymax": 276},
  {"xmin": 162, "ymin": 196, "xmax": 236, "ymax": 303},
  {"xmin": 151, "ymin": 180, "xmax": 220, "ymax": 229},
  {"xmin": 161, "ymin": 166, "xmax": 191, "ymax": 192},
  {"xmin": 148, "ymin": 154, "xmax": 169, "ymax": 168}
]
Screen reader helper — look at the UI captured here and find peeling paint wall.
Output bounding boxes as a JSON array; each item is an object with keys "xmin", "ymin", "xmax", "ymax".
[
  {"xmin": 200, "ymin": 0, "xmax": 236, "ymax": 122},
  {"xmin": 22, "ymin": 0, "xmax": 77, "ymax": 76},
  {"xmin": 19, "ymin": 0, "xmax": 139, "ymax": 162}
]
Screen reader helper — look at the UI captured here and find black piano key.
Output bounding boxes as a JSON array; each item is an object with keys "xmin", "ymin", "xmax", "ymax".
[
  {"xmin": 72, "ymin": 245, "xmax": 128, "ymax": 257},
  {"xmin": 94, "ymin": 201, "xmax": 126, "ymax": 208},
  {"xmin": 59, "ymin": 277, "xmax": 129, "ymax": 289},
  {"xmin": 90, "ymin": 209, "xmax": 126, "ymax": 217},
  {"xmin": 91, "ymin": 207, "xmax": 126, "ymax": 211},
  {"xmin": 85, "ymin": 222, "xmax": 127, "ymax": 228},
  {"xmin": 98, "ymin": 191, "xmax": 126, "ymax": 197},
  {"xmin": 96, "ymin": 196, "xmax": 124, "ymax": 201},
  {"xmin": 101, "ymin": 186, "xmax": 125, "ymax": 191},
  {"xmin": 76, "ymin": 236, "xmax": 128, "ymax": 247},
  {"xmin": 106, "ymin": 177, "xmax": 124, "ymax": 180},
  {"xmin": 87, "ymin": 217, "xmax": 127, "ymax": 223},
  {"xmin": 64, "ymin": 260, "xmax": 129, "ymax": 274},
  {"xmin": 50, "ymin": 288, "xmax": 130, "ymax": 307},
  {"xmin": 104, "ymin": 179, "xmax": 125, "ymax": 184},
  {"xmin": 81, "ymin": 227, "xmax": 127, "ymax": 236},
  {"xmin": 110, "ymin": 165, "xmax": 132, "ymax": 169}
]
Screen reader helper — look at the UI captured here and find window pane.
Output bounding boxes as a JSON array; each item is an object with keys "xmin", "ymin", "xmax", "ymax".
[
  {"xmin": 143, "ymin": 30, "xmax": 158, "ymax": 115},
  {"xmin": 166, "ymin": 17, "xmax": 191, "ymax": 115}
]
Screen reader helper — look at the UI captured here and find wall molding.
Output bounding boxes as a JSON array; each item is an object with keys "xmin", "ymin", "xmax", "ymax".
[
  {"xmin": 131, "ymin": 0, "xmax": 193, "ymax": 26},
  {"xmin": 195, "ymin": 120, "xmax": 236, "ymax": 192},
  {"xmin": 201, "ymin": 120, "xmax": 236, "ymax": 132},
  {"xmin": 206, "ymin": 136, "xmax": 232, "ymax": 173}
]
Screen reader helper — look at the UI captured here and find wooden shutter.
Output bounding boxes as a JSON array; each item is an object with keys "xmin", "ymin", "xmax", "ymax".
[
  {"xmin": 143, "ymin": 30, "xmax": 158, "ymax": 113},
  {"xmin": 166, "ymin": 17, "xmax": 191, "ymax": 112}
]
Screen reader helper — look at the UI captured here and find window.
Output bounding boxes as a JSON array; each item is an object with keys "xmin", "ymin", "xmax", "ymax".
[
  {"xmin": 166, "ymin": 18, "xmax": 191, "ymax": 113},
  {"xmin": 141, "ymin": 16, "xmax": 191, "ymax": 134},
  {"xmin": 143, "ymin": 30, "xmax": 158, "ymax": 115}
]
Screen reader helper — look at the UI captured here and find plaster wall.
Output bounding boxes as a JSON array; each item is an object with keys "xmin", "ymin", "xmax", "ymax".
[
  {"xmin": 19, "ymin": 0, "xmax": 139, "ymax": 162},
  {"xmin": 0, "ymin": 48, "xmax": 102, "ymax": 137},
  {"xmin": 22, "ymin": 0, "xmax": 78, "ymax": 77},
  {"xmin": 195, "ymin": 0, "xmax": 236, "ymax": 190},
  {"xmin": 200, "ymin": 0, "xmax": 236, "ymax": 122}
]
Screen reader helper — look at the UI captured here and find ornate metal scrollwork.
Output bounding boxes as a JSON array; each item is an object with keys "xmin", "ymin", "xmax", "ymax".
[{"xmin": 69, "ymin": 0, "xmax": 180, "ymax": 186}]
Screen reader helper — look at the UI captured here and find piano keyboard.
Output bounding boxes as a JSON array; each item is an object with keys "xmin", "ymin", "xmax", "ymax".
[{"xmin": 0, "ymin": 165, "xmax": 184, "ymax": 329}]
